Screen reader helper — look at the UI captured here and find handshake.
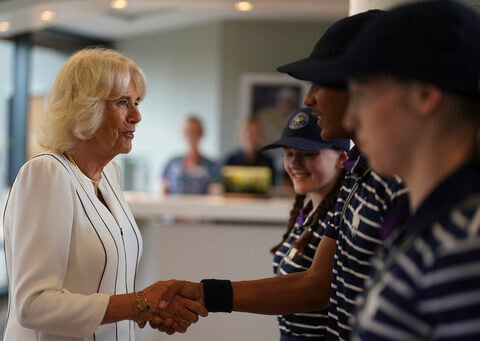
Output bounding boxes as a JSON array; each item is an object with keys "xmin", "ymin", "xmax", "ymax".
[{"xmin": 136, "ymin": 278, "xmax": 232, "ymax": 334}]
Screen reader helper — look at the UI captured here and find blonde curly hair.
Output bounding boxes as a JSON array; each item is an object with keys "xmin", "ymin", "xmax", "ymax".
[{"xmin": 38, "ymin": 47, "xmax": 147, "ymax": 153}]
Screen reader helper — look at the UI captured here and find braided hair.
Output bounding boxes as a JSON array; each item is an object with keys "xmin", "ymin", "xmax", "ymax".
[
  {"xmin": 270, "ymin": 193, "xmax": 306, "ymax": 254},
  {"xmin": 270, "ymin": 168, "xmax": 346, "ymax": 257}
]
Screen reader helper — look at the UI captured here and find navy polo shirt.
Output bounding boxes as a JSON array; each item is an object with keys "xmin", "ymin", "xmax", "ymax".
[
  {"xmin": 273, "ymin": 201, "xmax": 330, "ymax": 339},
  {"xmin": 353, "ymin": 158, "xmax": 480, "ymax": 340},
  {"xmin": 324, "ymin": 146, "xmax": 409, "ymax": 340}
]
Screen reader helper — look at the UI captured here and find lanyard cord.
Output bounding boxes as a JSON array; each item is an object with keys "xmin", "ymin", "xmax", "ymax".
[
  {"xmin": 339, "ymin": 167, "xmax": 371, "ymax": 228},
  {"xmin": 275, "ymin": 213, "xmax": 317, "ymax": 276}
]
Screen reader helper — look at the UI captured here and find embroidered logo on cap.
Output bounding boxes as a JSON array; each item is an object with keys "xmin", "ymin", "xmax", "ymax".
[{"xmin": 289, "ymin": 111, "xmax": 309, "ymax": 130}]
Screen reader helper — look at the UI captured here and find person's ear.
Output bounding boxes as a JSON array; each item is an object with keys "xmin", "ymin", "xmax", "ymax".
[
  {"xmin": 410, "ymin": 82, "xmax": 443, "ymax": 118},
  {"xmin": 336, "ymin": 150, "xmax": 349, "ymax": 169}
]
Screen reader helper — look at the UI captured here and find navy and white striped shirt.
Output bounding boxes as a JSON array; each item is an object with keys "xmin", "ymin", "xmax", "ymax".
[
  {"xmin": 324, "ymin": 146, "xmax": 409, "ymax": 340},
  {"xmin": 353, "ymin": 158, "xmax": 480, "ymax": 340},
  {"xmin": 273, "ymin": 201, "xmax": 330, "ymax": 339}
]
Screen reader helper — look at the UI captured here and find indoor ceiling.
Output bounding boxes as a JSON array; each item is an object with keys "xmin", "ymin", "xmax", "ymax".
[{"xmin": 0, "ymin": 0, "xmax": 350, "ymax": 40}]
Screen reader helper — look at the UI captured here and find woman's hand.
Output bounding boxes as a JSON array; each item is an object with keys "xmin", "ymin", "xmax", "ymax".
[{"xmin": 147, "ymin": 280, "xmax": 208, "ymax": 334}]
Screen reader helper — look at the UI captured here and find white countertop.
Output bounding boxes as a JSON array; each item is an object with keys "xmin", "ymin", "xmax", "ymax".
[{"xmin": 124, "ymin": 191, "xmax": 292, "ymax": 223}]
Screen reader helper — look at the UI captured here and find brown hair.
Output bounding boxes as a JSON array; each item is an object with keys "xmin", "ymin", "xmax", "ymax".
[
  {"xmin": 270, "ymin": 168, "xmax": 346, "ymax": 257},
  {"xmin": 184, "ymin": 115, "xmax": 204, "ymax": 136}
]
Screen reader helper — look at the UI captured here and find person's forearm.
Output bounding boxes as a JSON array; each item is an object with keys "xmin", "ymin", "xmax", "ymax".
[
  {"xmin": 102, "ymin": 293, "xmax": 138, "ymax": 324},
  {"xmin": 162, "ymin": 272, "xmax": 330, "ymax": 316},
  {"xmin": 232, "ymin": 270, "xmax": 330, "ymax": 314},
  {"xmin": 167, "ymin": 239, "xmax": 335, "ymax": 315},
  {"xmin": 202, "ymin": 237, "xmax": 336, "ymax": 315},
  {"xmin": 102, "ymin": 282, "xmax": 169, "ymax": 326}
]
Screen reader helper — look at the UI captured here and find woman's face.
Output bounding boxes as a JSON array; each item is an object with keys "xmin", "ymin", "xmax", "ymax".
[
  {"xmin": 184, "ymin": 119, "xmax": 203, "ymax": 149},
  {"xmin": 304, "ymin": 84, "xmax": 351, "ymax": 141},
  {"xmin": 283, "ymin": 147, "xmax": 344, "ymax": 197},
  {"xmin": 90, "ymin": 80, "xmax": 141, "ymax": 159},
  {"xmin": 240, "ymin": 121, "xmax": 262, "ymax": 150},
  {"xmin": 344, "ymin": 76, "xmax": 418, "ymax": 177}
]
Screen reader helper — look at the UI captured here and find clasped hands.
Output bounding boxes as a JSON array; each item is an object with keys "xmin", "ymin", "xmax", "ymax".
[{"xmin": 140, "ymin": 279, "xmax": 205, "ymax": 334}]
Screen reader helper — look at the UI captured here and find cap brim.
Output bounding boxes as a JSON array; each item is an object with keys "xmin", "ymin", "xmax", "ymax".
[
  {"xmin": 261, "ymin": 137, "xmax": 334, "ymax": 152},
  {"xmin": 277, "ymin": 57, "xmax": 347, "ymax": 88}
]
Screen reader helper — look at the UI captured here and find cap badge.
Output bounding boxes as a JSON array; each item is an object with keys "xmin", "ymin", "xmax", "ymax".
[{"xmin": 289, "ymin": 111, "xmax": 309, "ymax": 130}]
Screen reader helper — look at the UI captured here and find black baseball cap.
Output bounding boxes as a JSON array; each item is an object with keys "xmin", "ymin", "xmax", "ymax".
[
  {"xmin": 276, "ymin": 10, "xmax": 386, "ymax": 88},
  {"xmin": 261, "ymin": 107, "xmax": 350, "ymax": 152},
  {"xmin": 343, "ymin": 0, "xmax": 480, "ymax": 99}
]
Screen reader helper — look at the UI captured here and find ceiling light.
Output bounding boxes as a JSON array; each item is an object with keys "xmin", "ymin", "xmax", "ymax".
[
  {"xmin": 235, "ymin": 1, "xmax": 254, "ymax": 12},
  {"xmin": 111, "ymin": 0, "xmax": 128, "ymax": 10},
  {"xmin": 0, "ymin": 21, "xmax": 10, "ymax": 32},
  {"xmin": 40, "ymin": 10, "xmax": 56, "ymax": 22}
]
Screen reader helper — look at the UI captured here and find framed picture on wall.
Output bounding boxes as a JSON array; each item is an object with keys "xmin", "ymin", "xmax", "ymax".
[{"xmin": 239, "ymin": 72, "xmax": 309, "ymax": 146}]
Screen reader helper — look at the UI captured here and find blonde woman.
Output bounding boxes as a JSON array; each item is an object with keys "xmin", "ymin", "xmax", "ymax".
[{"xmin": 3, "ymin": 48, "xmax": 206, "ymax": 341}]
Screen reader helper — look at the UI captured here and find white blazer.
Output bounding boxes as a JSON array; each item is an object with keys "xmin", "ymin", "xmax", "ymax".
[{"xmin": 3, "ymin": 152, "xmax": 143, "ymax": 341}]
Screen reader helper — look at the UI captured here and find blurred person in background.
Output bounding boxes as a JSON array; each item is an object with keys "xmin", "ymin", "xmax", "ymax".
[
  {"xmin": 162, "ymin": 115, "xmax": 222, "ymax": 195},
  {"xmin": 224, "ymin": 116, "xmax": 277, "ymax": 185}
]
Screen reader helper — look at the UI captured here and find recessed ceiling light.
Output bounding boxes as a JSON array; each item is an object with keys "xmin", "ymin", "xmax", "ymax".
[
  {"xmin": 0, "ymin": 21, "xmax": 10, "ymax": 32},
  {"xmin": 235, "ymin": 1, "xmax": 254, "ymax": 12},
  {"xmin": 40, "ymin": 10, "xmax": 56, "ymax": 22},
  {"xmin": 111, "ymin": 0, "xmax": 128, "ymax": 10}
]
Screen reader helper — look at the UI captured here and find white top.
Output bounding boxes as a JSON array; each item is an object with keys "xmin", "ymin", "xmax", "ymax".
[{"xmin": 3, "ymin": 152, "xmax": 143, "ymax": 341}]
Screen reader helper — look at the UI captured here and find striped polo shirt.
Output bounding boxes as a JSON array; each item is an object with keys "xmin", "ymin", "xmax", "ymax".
[
  {"xmin": 273, "ymin": 201, "xmax": 330, "ymax": 339},
  {"xmin": 353, "ymin": 158, "xmax": 480, "ymax": 340},
  {"xmin": 324, "ymin": 146, "xmax": 409, "ymax": 340}
]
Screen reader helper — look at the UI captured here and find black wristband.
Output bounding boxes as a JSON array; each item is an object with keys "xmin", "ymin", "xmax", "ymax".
[{"xmin": 201, "ymin": 279, "xmax": 233, "ymax": 313}]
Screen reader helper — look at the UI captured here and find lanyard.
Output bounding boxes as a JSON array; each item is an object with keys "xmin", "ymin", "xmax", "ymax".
[
  {"xmin": 339, "ymin": 167, "xmax": 370, "ymax": 236},
  {"xmin": 275, "ymin": 215, "xmax": 316, "ymax": 276}
]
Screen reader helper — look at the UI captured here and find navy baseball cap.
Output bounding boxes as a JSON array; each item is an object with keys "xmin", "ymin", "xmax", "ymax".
[
  {"xmin": 276, "ymin": 10, "xmax": 386, "ymax": 89},
  {"xmin": 343, "ymin": 0, "xmax": 480, "ymax": 99},
  {"xmin": 261, "ymin": 107, "xmax": 350, "ymax": 152}
]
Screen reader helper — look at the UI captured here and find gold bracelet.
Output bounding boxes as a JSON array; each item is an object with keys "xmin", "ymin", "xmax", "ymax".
[{"xmin": 135, "ymin": 290, "xmax": 152, "ymax": 328}]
